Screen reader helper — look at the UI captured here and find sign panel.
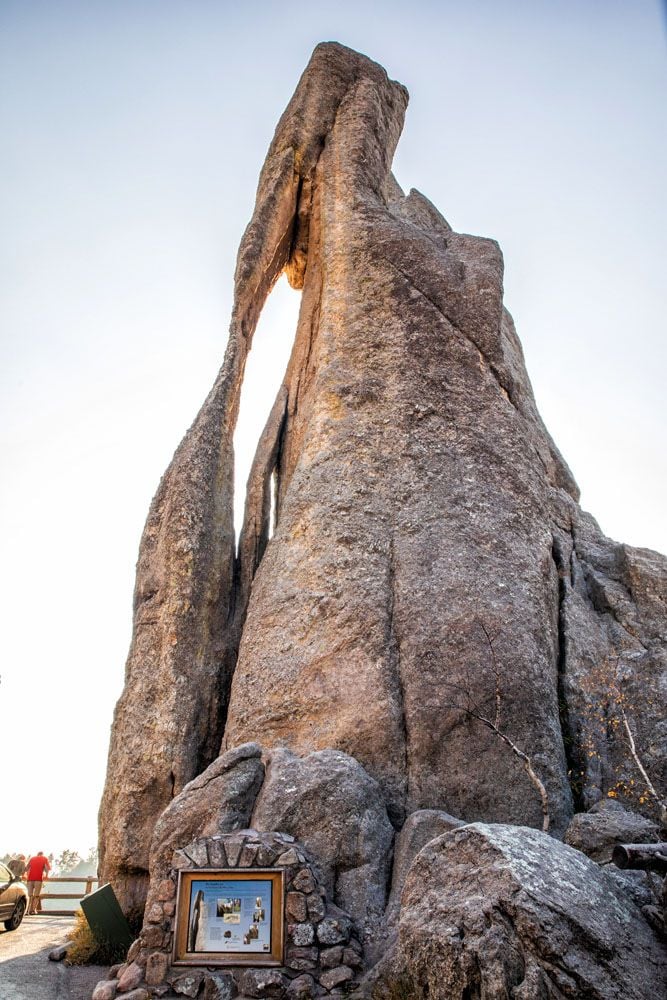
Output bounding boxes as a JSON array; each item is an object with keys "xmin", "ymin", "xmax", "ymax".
[{"xmin": 173, "ymin": 870, "xmax": 284, "ymax": 966}]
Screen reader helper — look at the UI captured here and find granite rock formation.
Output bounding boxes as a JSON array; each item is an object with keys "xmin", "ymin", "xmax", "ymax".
[
  {"xmin": 386, "ymin": 809, "xmax": 464, "ymax": 923},
  {"xmin": 564, "ymin": 797, "xmax": 660, "ymax": 862},
  {"xmin": 99, "ymin": 41, "xmax": 666, "ymax": 982},
  {"xmin": 251, "ymin": 747, "xmax": 395, "ymax": 958},
  {"xmin": 374, "ymin": 823, "xmax": 667, "ymax": 999},
  {"xmin": 148, "ymin": 742, "xmax": 264, "ymax": 884},
  {"xmin": 144, "ymin": 742, "xmax": 393, "ymax": 961}
]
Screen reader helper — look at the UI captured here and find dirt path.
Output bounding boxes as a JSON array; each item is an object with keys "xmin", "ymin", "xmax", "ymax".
[{"xmin": 0, "ymin": 915, "xmax": 107, "ymax": 999}]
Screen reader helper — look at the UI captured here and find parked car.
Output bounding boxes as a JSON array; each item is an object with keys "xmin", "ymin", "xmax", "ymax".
[{"xmin": 0, "ymin": 861, "xmax": 28, "ymax": 930}]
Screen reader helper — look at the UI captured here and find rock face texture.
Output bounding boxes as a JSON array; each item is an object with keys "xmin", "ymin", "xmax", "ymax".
[
  {"xmin": 99, "ymin": 36, "xmax": 666, "ymax": 961},
  {"xmin": 220, "ymin": 50, "xmax": 580, "ymax": 839},
  {"xmin": 552, "ymin": 512, "xmax": 667, "ymax": 814},
  {"xmin": 378, "ymin": 823, "xmax": 666, "ymax": 999},
  {"xmin": 564, "ymin": 797, "xmax": 660, "ymax": 862},
  {"xmin": 143, "ymin": 741, "xmax": 392, "ymax": 959},
  {"xmin": 251, "ymin": 747, "xmax": 394, "ymax": 958},
  {"xmin": 148, "ymin": 742, "xmax": 264, "ymax": 882},
  {"xmin": 386, "ymin": 809, "xmax": 464, "ymax": 922}
]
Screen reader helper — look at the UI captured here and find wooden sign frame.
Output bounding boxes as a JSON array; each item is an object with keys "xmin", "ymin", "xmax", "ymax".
[{"xmin": 173, "ymin": 869, "xmax": 284, "ymax": 966}]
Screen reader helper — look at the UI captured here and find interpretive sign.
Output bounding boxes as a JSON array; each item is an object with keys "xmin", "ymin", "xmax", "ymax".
[{"xmin": 173, "ymin": 869, "xmax": 284, "ymax": 966}]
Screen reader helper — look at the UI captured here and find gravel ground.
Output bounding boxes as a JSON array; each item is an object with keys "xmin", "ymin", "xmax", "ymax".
[{"xmin": 0, "ymin": 914, "xmax": 108, "ymax": 999}]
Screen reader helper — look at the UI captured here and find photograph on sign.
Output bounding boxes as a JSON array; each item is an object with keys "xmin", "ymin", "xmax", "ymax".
[{"xmin": 174, "ymin": 870, "xmax": 284, "ymax": 966}]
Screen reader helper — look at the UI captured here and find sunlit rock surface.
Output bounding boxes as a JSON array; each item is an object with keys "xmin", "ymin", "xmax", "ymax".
[{"xmin": 99, "ymin": 41, "xmax": 666, "ymax": 951}]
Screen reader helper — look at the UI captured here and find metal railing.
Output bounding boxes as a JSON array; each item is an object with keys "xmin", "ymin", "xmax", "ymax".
[{"xmin": 37, "ymin": 876, "xmax": 99, "ymax": 916}]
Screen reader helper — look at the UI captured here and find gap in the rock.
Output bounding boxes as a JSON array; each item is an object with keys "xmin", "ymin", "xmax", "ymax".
[
  {"xmin": 233, "ymin": 274, "xmax": 301, "ymax": 540},
  {"xmin": 269, "ymin": 468, "xmax": 278, "ymax": 540}
]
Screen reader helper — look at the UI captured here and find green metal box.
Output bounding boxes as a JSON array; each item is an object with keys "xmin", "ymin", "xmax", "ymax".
[{"xmin": 80, "ymin": 882, "xmax": 134, "ymax": 948}]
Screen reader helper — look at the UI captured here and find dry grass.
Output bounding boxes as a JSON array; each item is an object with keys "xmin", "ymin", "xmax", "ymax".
[{"xmin": 65, "ymin": 909, "xmax": 128, "ymax": 966}]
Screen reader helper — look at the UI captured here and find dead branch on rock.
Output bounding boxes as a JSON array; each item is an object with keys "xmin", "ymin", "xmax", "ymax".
[
  {"xmin": 443, "ymin": 620, "xmax": 551, "ymax": 832},
  {"xmin": 581, "ymin": 655, "xmax": 667, "ymax": 826},
  {"xmin": 619, "ymin": 701, "xmax": 667, "ymax": 828}
]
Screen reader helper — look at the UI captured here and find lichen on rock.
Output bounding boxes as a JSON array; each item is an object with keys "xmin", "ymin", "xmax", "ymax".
[{"xmin": 376, "ymin": 823, "xmax": 666, "ymax": 999}]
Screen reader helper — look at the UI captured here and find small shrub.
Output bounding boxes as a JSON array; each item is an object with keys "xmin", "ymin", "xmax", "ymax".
[{"xmin": 65, "ymin": 909, "xmax": 128, "ymax": 966}]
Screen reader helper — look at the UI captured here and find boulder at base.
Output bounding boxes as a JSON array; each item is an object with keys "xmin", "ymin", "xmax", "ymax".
[
  {"xmin": 564, "ymin": 798, "xmax": 660, "ymax": 862},
  {"xmin": 386, "ymin": 808, "xmax": 464, "ymax": 921},
  {"xmin": 149, "ymin": 742, "xmax": 264, "ymax": 881},
  {"xmin": 379, "ymin": 823, "xmax": 666, "ymax": 999},
  {"xmin": 251, "ymin": 746, "xmax": 394, "ymax": 958}
]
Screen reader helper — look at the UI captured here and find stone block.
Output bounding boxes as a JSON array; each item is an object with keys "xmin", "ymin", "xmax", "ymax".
[
  {"xmin": 172, "ymin": 970, "xmax": 205, "ymax": 996},
  {"xmin": 185, "ymin": 841, "xmax": 209, "ymax": 867},
  {"xmin": 171, "ymin": 850, "xmax": 192, "ymax": 870},
  {"xmin": 320, "ymin": 946, "xmax": 343, "ymax": 968},
  {"xmin": 276, "ymin": 849, "xmax": 300, "ymax": 867},
  {"xmin": 240, "ymin": 968, "xmax": 288, "ymax": 997},
  {"xmin": 141, "ymin": 925, "xmax": 167, "ymax": 949},
  {"xmin": 126, "ymin": 941, "xmax": 147, "ymax": 968},
  {"xmin": 319, "ymin": 966, "xmax": 353, "ymax": 991},
  {"xmin": 203, "ymin": 971, "xmax": 238, "ymax": 1000},
  {"xmin": 92, "ymin": 982, "xmax": 118, "ymax": 1000},
  {"xmin": 306, "ymin": 893, "xmax": 325, "ymax": 922},
  {"xmin": 342, "ymin": 945, "xmax": 362, "ymax": 969},
  {"xmin": 289, "ymin": 921, "xmax": 315, "ymax": 946},
  {"xmin": 286, "ymin": 975, "xmax": 317, "ymax": 999},
  {"xmin": 287, "ymin": 946, "xmax": 319, "ymax": 962},
  {"xmin": 145, "ymin": 903, "xmax": 164, "ymax": 924},
  {"xmin": 316, "ymin": 915, "xmax": 351, "ymax": 946},
  {"xmin": 157, "ymin": 878, "xmax": 177, "ymax": 900},
  {"xmin": 256, "ymin": 844, "xmax": 278, "ymax": 867},
  {"xmin": 291, "ymin": 870, "xmax": 316, "ymax": 894},
  {"xmin": 286, "ymin": 891, "xmax": 308, "ymax": 922},
  {"xmin": 207, "ymin": 839, "xmax": 228, "ymax": 868},
  {"xmin": 239, "ymin": 843, "xmax": 261, "ymax": 867},
  {"xmin": 285, "ymin": 944, "xmax": 319, "ymax": 971},
  {"xmin": 145, "ymin": 951, "xmax": 170, "ymax": 986},
  {"xmin": 117, "ymin": 962, "xmax": 144, "ymax": 993},
  {"xmin": 224, "ymin": 836, "xmax": 246, "ymax": 867}
]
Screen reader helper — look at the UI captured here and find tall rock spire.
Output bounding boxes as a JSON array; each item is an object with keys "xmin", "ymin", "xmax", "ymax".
[{"xmin": 99, "ymin": 42, "xmax": 666, "ymax": 922}]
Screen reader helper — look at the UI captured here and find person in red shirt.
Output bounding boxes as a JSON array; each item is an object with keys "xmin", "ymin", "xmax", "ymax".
[{"xmin": 25, "ymin": 851, "xmax": 50, "ymax": 915}]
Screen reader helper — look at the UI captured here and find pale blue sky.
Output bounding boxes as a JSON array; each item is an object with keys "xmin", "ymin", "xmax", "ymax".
[{"xmin": 1, "ymin": 0, "xmax": 665, "ymax": 854}]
